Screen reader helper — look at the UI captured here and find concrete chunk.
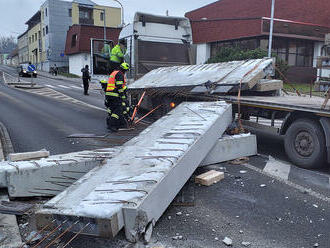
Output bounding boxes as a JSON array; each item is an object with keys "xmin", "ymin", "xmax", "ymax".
[{"xmin": 201, "ymin": 134, "xmax": 257, "ymax": 166}]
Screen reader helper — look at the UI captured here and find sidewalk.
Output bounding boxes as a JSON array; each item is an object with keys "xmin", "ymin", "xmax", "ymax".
[{"xmin": 37, "ymin": 70, "xmax": 81, "ymax": 84}]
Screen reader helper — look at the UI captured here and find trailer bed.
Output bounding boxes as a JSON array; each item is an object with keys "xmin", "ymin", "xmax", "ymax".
[{"xmin": 219, "ymin": 94, "xmax": 330, "ymax": 117}]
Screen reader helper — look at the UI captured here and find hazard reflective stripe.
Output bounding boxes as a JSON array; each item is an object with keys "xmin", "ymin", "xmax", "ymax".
[
  {"xmin": 111, "ymin": 113, "xmax": 119, "ymax": 119},
  {"xmin": 105, "ymin": 92, "xmax": 119, "ymax": 97},
  {"xmin": 122, "ymin": 102, "xmax": 126, "ymax": 106},
  {"xmin": 107, "ymin": 108, "xmax": 112, "ymax": 113}
]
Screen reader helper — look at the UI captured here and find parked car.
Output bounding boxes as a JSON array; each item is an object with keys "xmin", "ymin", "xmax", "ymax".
[{"xmin": 18, "ymin": 63, "xmax": 37, "ymax": 78}]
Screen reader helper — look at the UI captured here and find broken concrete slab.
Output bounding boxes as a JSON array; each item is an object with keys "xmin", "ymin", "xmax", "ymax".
[
  {"xmin": 0, "ymin": 148, "xmax": 121, "ymax": 197},
  {"xmin": 201, "ymin": 134, "xmax": 257, "ymax": 166},
  {"xmin": 8, "ymin": 150, "xmax": 50, "ymax": 162},
  {"xmin": 36, "ymin": 102, "xmax": 232, "ymax": 242},
  {"xmin": 0, "ymin": 191, "xmax": 22, "ymax": 248},
  {"xmin": 253, "ymin": 79, "xmax": 283, "ymax": 92}
]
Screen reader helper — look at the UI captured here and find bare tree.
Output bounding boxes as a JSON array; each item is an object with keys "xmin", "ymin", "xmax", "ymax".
[{"xmin": 0, "ymin": 36, "xmax": 17, "ymax": 54}]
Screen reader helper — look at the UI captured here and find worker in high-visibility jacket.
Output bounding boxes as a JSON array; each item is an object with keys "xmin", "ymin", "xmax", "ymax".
[
  {"xmin": 104, "ymin": 62, "xmax": 130, "ymax": 132},
  {"xmin": 110, "ymin": 39, "xmax": 126, "ymax": 73}
]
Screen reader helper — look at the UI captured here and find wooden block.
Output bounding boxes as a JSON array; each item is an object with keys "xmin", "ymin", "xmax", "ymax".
[
  {"xmin": 254, "ymin": 80, "xmax": 283, "ymax": 92},
  {"xmin": 195, "ymin": 170, "xmax": 224, "ymax": 186},
  {"xmin": 8, "ymin": 150, "xmax": 50, "ymax": 162}
]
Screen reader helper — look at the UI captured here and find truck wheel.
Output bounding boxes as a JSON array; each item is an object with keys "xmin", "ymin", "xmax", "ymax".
[{"xmin": 284, "ymin": 119, "xmax": 326, "ymax": 169}]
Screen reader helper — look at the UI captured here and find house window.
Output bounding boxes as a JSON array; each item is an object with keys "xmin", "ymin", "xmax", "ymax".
[
  {"xmin": 38, "ymin": 31, "xmax": 41, "ymax": 39},
  {"xmin": 69, "ymin": 9, "xmax": 72, "ymax": 17},
  {"xmin": 79, "ymin": 7, "xmax": 93, "ymax": 24},
  {"xmin": 35, "ymin": 33, "xmax": 37, "ymax": 41},
  {"xmin": 100, "ymin": 12, "xmax": 104, "ymax": 21},
  {"xmin": 45, "ymin": 8, "xmax": 48, "ymax": 16},
  {"xmin": 43, "ymin": 28, "xmax": 45, "ymax": 36},
  {"xmin": 32, "ymin": 36, "xmax": 34, "ymax": 43},
  {"xmin": 71, "ymin": 34, "xmax": 77, "ymax": 47},
  {"xmin": 29, "ymin": 37, "xmax": 31, "ymax": 44},
  {"xmin": 46, "ymin": 26, "xmax": 48, "ymax": 34}
]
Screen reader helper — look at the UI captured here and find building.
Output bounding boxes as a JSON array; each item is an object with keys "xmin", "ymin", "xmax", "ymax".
[
  {"xmin": 18, "ymin": 0, "xmax": 121, "ymax": 72},
  {"xmin": 185, "ymin": 0, "xmax": 330, "ymax": 83},
  {"xmin": 17, "ymin": 30, "xmax": 29, "ymax": 64},
  {"xmin": 65, "ymin": 24, "xmax": 121, "ymax": 75},
  {"xmin": 7, "ymin": 48, "xmax": 19, "ymax": 66},
  {"xmin": 26, "ymin": 11, "xmax": 42, "ymax": 67}
]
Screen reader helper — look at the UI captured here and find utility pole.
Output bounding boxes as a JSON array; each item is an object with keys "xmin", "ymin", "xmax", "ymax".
[
  {"xmin": 112, "ymin": 0, "xmax": 124, "ymax": 26},
  {"xmin": 268, "ymin": 0, "xmax": 275, "ymax": 57}
]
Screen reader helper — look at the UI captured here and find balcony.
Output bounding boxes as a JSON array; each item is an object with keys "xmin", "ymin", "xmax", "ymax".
[{"xmin": 79, "ymin": 18, "xmax": 94, "ymax": 25}]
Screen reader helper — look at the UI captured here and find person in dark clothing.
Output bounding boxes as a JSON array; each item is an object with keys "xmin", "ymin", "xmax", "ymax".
[
  {"xmin": 54, "ymin": 64, "xmax": 58, "ymax": 76},
  {"xmin": 104, "ymin": 62, "xmax": 130, "ymax": 132},
  {"xmin": 81, "ymin": 65, "xmax": 91, "ymax": 95}
]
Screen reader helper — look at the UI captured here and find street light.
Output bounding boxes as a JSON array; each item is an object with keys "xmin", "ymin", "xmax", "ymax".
[
  {"xmin": 112, "ymin": 0, "xmax": 124, "ymax": 27},
  {"xmin": 268, "ymin": 0, "xmax": 275, "ymax": 57}
]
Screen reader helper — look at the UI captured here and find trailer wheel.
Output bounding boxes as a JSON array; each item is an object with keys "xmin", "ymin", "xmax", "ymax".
[{"xmin": 284, "ymin": 119, "xmax": 326, "ymax": 169}]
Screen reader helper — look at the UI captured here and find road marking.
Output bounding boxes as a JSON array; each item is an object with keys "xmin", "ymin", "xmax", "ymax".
[
  {"xmin": 263, "ymin": 156, "xmax": 291, "ymax": 180},
  {"xmin": 245, "ymin": 163, "xmax": 330, "ymax": 203},
  {"xmin": 70, "ymin": 85, "xmax": 82, "ymax": 89},
  {"xmin": 57, "ymin": 84, "xmax": 71, "ymax": 89},
  {"xmin": 45, "ymin": 84, "xmax": 55, "ymax": 88}
]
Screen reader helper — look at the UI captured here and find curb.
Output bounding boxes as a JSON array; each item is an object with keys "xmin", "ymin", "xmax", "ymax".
[{"xmin": 0, "ymin": 122, "xmax": 14, "ymax": 160}]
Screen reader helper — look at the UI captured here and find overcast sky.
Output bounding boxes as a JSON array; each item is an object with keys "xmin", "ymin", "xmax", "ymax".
[{"xmin": 0, "ymin": 0, "xmax": 216, "ymax": 38}]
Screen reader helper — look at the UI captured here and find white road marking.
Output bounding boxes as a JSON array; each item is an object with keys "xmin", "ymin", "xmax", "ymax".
[
  {"xmin": 70, "ymin": 85, "xmax": 82, "ymax": 89},
  {"xmin": 45, "ymin": 84, "xmax": 56, "ymax": 88},
  {"xmin": 57, "ymin": 85, "xmax": 71, "ymax": 89},
  {"xmin": 263, "ymin": 156, "xmax": 291, "ymax": 180},
  {"xmin": 245, "ymin": 163, "xmax": 330, "ymax": 203}
]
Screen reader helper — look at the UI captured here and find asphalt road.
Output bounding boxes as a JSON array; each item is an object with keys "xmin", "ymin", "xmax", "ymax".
[
  {"xmin": 1, "ymin": 65, "xmax": 330, "ymax": 248},
  {"xmin": 0, "ymin": 66, "xmax": 117, "ymax": 155}
]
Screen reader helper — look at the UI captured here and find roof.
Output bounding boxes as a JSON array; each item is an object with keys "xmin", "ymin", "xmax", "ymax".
[
  {"xmin": 185, "ymin": 0, "xmax": 330, "ymax": 43},
  {"xmin": 73, "ymin": 0, "xmax": 95, "ymax": 6},
  {"xmin": 17, "ymin": 30, "xmax": 28, "ymax": 40},
  {"xmin": 65, "ymin": 24, "xmax": 122, "ymax": 55},
  {"xmin": 134, "ymin": 12, "xmax": 189, "ymax": 25},
  {"xmin": 25, "ymin": 11, "xmax": 41, "ymax": 27}
]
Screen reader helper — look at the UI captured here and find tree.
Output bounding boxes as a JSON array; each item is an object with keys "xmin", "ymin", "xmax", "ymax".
[{"xmin": 0, "ymin": 36, "xmax": 17, "ymax": 54}]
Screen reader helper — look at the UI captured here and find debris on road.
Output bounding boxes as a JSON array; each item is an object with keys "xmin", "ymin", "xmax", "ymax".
[
  {"xmin": 8, "ymin": 149, "xmax": 50, "ymax": 162},
  {"xmin": 223, "ymin": 237, "xmax": 233, "ymax": 246},
  {"xmin": 242, "ymin": 241, "xmax": 251, "ymax": 247},
  {"xmin": 260, "ymin": 184, "xmax": 267, "ymax": 188},
  {"xmin": 195, "ymin": 170, "xmax": 225, "ymax": 186},
  {"xmin": 229, "ymin": 157, "xmax": 249, "ymax": 165}
]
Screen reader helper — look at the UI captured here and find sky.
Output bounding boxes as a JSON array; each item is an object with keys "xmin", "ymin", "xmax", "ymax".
[{"xmin": 0, "ymin": 0, "xmax": 216, "ymax": 38}]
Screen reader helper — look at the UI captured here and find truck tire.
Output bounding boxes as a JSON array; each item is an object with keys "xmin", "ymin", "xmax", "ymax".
[{"xmin": 284, "ymin": 119, "xmax": 326, "ymax": 169}]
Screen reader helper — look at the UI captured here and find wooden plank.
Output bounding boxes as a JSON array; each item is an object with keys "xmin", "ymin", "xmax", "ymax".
[
  {"xmin": 8, "ymin": 150, "xmax": 50, "ymax": 162},
  {"xmin": 195, "ymin": 170, "xmax": 224, "ymax": 186},
  {"xmin": 254, "ymin": 80, "xmax": 283, "ymax": 92}
]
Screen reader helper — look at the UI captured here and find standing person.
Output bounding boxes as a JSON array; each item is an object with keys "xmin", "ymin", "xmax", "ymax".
[
  {"xmin": 81, "ymin": 65, "xmax": 91, "ymax": 95},
  {"xmin": 54, "ymin": 64, "xmax": 58, "ymax": 76},
  {"xmin": 109, "ymin": 39, "xmax": 126, "ymax": 73},
  {"xmin": 104, "ymin": 62, "xmax": 130, "ymax": 132}
]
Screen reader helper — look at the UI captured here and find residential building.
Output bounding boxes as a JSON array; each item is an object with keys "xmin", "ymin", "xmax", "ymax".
[
  {"xmin": 7, "ymin": 48, "xmax": 19, "ymax": 66},
  {"xmin": 17, "ymin": 30, "xmax": 29, "ymax": 64},
  {"xmin": 65, "ymin": 24, "xmax": 121, "ymax": 75},
  {"xmin": 18, "ymin": 0, "xmax": 121, "ymax": 72},
  {"xmin": 185, "ymin": 0, "xmax": 330, "ymax": 83},
  {"xmin": 26, "ymin": 11, "xmax": 42, "ymax": 67}
]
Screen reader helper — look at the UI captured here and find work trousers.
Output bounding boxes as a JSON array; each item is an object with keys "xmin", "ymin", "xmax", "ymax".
[
  {"xmin": 83, "ymin": 78, "xmax": 89, "ymax": 95},
  {"xmin": 105, "ymin": 96, "xmax": 126, "ymax": 130},
  {"xmin": 109, "ymin": 61, "xmax": 120, "ymax": 74}
]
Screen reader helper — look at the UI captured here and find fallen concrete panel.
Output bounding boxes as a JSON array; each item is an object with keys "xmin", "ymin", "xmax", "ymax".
[
  {"xmin": 0, "ymin": 148, "xmax": 121, "ymax": 197},
  {"xmin": 36, "ymin": 102, "xmax": 232, "ymax": 241},
  {"xmin": 201, "ymin": 134, "xmax": 257, "ymax": 166},
  {"xmin": 128, "ymin": 58, "xmax": 274, "ymax": 93}
]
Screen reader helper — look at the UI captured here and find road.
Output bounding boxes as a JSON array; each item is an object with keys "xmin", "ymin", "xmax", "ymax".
[
  {"xmin": 1, "ymin": 65, "xmax": 330, "ymax": 247},
  {"xmin": 0, "ymin": 65, "xmax": 128, "ymax": 155}
]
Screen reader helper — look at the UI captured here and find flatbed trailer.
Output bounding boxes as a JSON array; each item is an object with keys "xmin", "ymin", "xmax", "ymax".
[{"xmin": 220, "ymin": 94, "xmax": 330, "ymax": 169}]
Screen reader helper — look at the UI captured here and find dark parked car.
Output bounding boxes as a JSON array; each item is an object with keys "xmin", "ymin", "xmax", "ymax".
[{"xmin": 18, "ymin": 64, "xmax": 37, "ymax": 78}]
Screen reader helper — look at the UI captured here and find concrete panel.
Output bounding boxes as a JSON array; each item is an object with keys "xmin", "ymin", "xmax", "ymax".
[
  {"xmin": 0, "ymin": 148, "xmax": 120, "ymax": 197},
  {"xmin": 201, "ymin": 134, "xmax": 257, "ymax": 166},
  {"xmin": 36, "ymin": 102, "xmax": 232, "ymax": 240}
]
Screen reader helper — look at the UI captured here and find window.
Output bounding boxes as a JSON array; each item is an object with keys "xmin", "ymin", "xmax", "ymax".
[
  {"xmin": 29, "ymin": 37, "xmax": 31, "ymax": 44},
  {"xmin": 43, "ymin": 28, "xmax": 45, "ymax": 36},
  {"xmin": 38, "ymin": 31, "xmax": 41, "ymax": 39},
  {"xmin": 32, "ymin": 35, "xmax": 34, "ymax": 43},
  {"xmin": 46, "ymin": 26, "xmax": 48, "ymax": 34},
  {"xmin": 69, "ymin": 9, "xmax": 72, "ymax": 17},
  {"xmin": 100, "ymin": 12, "xmax": 104, "ymax": 21},
  {"xmin": 71, "ymin": 34, "xmax": 77, "ymax": 47},
  {"xmin": 45, "ymin": 8, "xmax": 48, "ymax": 16},
  {"xmin": 35, "ymin": 33, "xmax": 37, "ymax": 41},
  {"xmin": 79, "ymin": 7, "xmax": 93, "ymax": 24}
]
